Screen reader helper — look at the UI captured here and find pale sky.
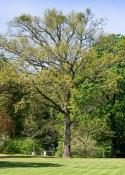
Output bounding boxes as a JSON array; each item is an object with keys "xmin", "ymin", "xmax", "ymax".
[{"xmin": 0, "ymin": 0, "xmax": 125, "ymax": 35}]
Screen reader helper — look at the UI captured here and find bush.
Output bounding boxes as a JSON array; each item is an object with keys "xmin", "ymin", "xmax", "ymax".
[
  {"xmin": 71, "ymin": 137, "xmax": 95, "ymax": 158},
  {"xmin": 3, "ymin": 138, "xmax": 43, "ymax": 155},
  {"xmin": 20, "ymin": 139, "xmax": 34, "ymax": 155},
  {"xmin": 3, "ymin": 139, "xmax": 21, "ymax": 154},
  {"xmin": 0, "ymin": 133, "xmax": 9, "ymax": 152},
  {"xmin": 71, "ymin": 136, "xmax": 111, "ymax": 158},
  {"xmin": 55, "ymin": 141, "xmax": 63, "ymax": 157}
]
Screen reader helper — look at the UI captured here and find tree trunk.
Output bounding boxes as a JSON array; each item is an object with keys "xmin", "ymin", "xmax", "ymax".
[
  {"xmin": 63, "ymin": 112, "xmax": 72, "ymax": 158},
  {"xmin": 110, "ymin": 112, "xmax": 117, "ymax": 158},
  {"xmin": 32, "ymin": 140, "xmax": 35, "ymax": 152},
  {"xmin": 110, "ymin": 137, "xmax": 117, "ymax": 158}
]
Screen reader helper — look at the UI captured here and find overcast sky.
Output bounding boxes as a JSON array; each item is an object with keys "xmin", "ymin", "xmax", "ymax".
[{"xmin": 0, "ymin": 0, "xmax": 125, "ymax": 35}]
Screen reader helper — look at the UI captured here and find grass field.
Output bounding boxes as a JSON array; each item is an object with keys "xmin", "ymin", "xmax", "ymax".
[{"xmin": 0, "ymin": 156, "xmax": 125, "ymax": 175}]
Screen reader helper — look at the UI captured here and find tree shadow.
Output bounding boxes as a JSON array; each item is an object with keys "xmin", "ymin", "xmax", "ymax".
[
  {"xmin": 0, "ymin": 161, "xmax": 63, "ymax": 168},
  {"xmin": 0, "ymin": 155, "xmax": 56, "ymax": 158}
]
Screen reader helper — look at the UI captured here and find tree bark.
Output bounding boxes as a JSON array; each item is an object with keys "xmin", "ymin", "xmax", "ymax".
[
  {"xmin": 110, "ymin": 112, "xmax": 117, "ymax": 158},
  {"xmin": 63, "ymin": 112, "xmax": 72, "ymax": 158},
  {"xmin": 110, "ymin": 137, "xmax": 117, "ymax": 158}
]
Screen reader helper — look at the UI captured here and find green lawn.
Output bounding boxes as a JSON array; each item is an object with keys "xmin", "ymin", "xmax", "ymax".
[{"xmin": 0, "ymin": 156, "xmax": 125, "ymax": 175}]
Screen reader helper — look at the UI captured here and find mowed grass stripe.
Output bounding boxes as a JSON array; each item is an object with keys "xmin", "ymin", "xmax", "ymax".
[
  {"xmin": 79, "ymin": 159, "xmax": 107, "ymax": 175},
  {"xmin": 105, "ymin": 159, "xmax": 124, "ymax": 175},
  {"xmin": 82, "ymin": 159, "xmax": 111, "ymax": 175},
  {"xmin": 52, "ymin": 158, "xmax": 97, "ymax": 175},
  {"xmin": 90, "ymin": 159, "xmax": 123, "ymax": 175},
  {"xmin": 0, "ymin": 157, "xmax": 125, "ymax": 175}
]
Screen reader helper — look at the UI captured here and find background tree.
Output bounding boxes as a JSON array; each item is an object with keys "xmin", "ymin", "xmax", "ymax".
[
  {"xmin": 94, "ymin": 34, "xmax": 125, "ymax": 157},
  {"xmin": 0, "ymin": 58, "xmax": 26, "ymax": 139},
  {"xmin": 0, "ymin": 109, "xmax": 13, "ymax": 136},
  {"xmin": 75, "ymin": 34, "xmax": 125, "ymax": 158},
  {"xmin": 22, "ymin": 114, "xmax": 40, "ymax": 152}
]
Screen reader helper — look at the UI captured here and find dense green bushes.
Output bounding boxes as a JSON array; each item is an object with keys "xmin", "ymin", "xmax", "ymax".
[
  {"xmin": 55, "ymin": 137, "xmax": 111, "ymax": 158},
  {"xmin": 1, "ymin": 138, "xmax": 43, "ymax": 155}
]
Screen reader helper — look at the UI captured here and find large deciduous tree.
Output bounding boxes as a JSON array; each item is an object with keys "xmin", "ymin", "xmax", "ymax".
[{"xmin": 0, "ymin": 8, "xmax": 106, "ymax": 157}]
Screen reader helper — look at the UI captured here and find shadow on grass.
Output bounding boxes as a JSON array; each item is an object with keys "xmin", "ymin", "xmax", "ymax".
[
  {"xmin": 0, "ymin": 161, "xmax": 63, "ymax": 168},
  {"xmin": 0, "ymin": 156, "xmax": 55, "ymax": 158}
]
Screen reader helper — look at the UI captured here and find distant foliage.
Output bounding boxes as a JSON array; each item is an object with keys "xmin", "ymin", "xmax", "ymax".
[{"xmin": 0, "ymin": 109, "xmax": 14, "ymax": 135}]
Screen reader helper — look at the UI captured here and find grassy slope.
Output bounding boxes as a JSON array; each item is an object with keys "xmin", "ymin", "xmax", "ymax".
[{"xmin": 0, "ymin": 157, "xmax": 125, "ymax": 175}]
